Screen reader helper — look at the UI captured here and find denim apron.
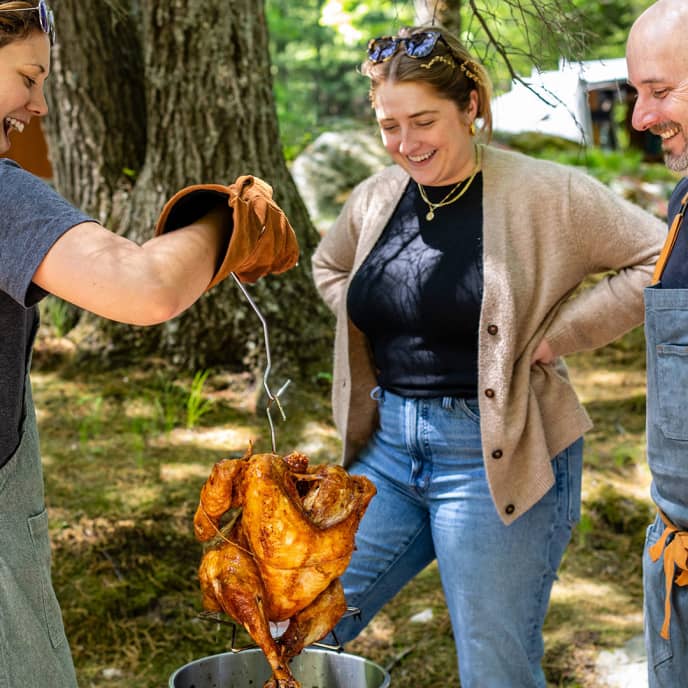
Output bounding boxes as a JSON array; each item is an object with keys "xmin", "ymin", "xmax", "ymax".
[
  {"xmin": 643, "ymin": 189, "xmax": 688, "ymax": 685},
  {"xmin": 0, "ymin": 363, "xmax": 78, "ymax": 688}
]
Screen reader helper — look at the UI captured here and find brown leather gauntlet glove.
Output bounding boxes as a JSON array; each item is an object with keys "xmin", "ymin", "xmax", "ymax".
[{"xmin": 154, "ymin": 175, "xmax": 299, "ymax": 287}]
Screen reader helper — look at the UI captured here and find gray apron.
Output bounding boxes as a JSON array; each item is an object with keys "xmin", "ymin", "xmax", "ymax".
[{"xmin": 0, "ymin": 366, "xmax": 78, "ymax": 688}]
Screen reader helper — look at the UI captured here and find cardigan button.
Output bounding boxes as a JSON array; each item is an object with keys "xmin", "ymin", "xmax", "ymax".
[
  {"xmin": 491, "ymin": 449, "xmax": 503, "ymax": 459},
  {"xmin": 487, "ymin": 324, "xmax": 498, "ymax": 335},
  {"xmin": 484, "ymin": 388, "xmax": 495, "ymax": 399},
  {"xmin": 505, "ymin": 504, "xmax": 515, "ymax": 515}
]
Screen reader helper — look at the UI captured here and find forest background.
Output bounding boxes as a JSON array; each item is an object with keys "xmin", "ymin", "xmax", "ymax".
[{"xmin": 22, "ymin": 0, "xmax": 678, "ymax": 686}]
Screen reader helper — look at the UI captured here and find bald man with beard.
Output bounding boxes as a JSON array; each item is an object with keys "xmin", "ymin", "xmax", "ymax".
[{"xmin": 627, "ymin": 1, "xmax": 688, "ymax": 685}]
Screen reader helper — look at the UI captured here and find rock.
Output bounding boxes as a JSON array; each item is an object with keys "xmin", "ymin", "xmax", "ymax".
[
  {"xmin": 409, "ymin": 608, "xmax": 434, "ymax": 624},
  {"xmin": 101, "ymin": 667, "xmax": 124, "ymax": 680},
  {"xmin": 595, "ymin": 634, "xmax": 647, "ymax": 688},
  {"xmin": 291, "ymin": 129, "xmax": 389, "ymax": 234}
]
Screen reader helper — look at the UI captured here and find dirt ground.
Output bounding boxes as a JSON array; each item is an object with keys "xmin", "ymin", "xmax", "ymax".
[{"xmin": 29, "ymin": 323, "xmax": 652, "ymax": 688}]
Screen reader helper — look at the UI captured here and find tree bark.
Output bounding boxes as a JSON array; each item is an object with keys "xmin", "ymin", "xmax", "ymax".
[
  {"xmin": 414, "ymin": 0, "xmax": 462, "ymax": 35},
  {"xmin": 43, "ymin": 0, "xmax": 145, "ymax": 222},
  {"xmin": 44, "ymin": 0, "xmax": 333, "ymax": 376}
]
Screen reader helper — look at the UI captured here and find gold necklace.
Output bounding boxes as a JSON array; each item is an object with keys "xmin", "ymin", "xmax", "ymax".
[{"xmin": 418, "ymin": 145, "xmax": 482, "ymax": 221}]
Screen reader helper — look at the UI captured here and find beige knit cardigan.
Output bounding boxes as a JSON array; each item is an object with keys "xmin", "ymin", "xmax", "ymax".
[{"xmin": 311, "ymin": 144, "xmax": 665, "ymax": 525}]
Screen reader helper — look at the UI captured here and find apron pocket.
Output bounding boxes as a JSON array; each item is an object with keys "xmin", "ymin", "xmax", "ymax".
[
  {"xmin": 656, "ymin": 343, "xmax": 688, "ymax": 440},
  {"xmin": 28, "ymin": 509, "xmax": 68, "ymax": 649}
]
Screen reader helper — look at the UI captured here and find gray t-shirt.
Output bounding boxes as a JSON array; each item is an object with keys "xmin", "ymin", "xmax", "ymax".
[{"xmin": 0, "ymin": 158, "xmax": 91, "ymax": 466}]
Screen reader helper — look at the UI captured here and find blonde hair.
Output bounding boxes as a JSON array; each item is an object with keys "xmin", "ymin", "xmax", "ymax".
[
  {"xmin": 361, "ymin": 25, "xmax": 493, "ymax": 141},
  {"xmin": 0, "ymin": 1, "xmax": 43, "ymax": 49}
]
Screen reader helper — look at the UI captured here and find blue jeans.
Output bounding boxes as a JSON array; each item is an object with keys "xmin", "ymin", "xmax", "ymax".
[{"xmin": 333, "ymin": 387, "xmax": 583, "ymax": 688}]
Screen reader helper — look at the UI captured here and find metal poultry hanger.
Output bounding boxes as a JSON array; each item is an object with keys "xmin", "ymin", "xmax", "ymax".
[
  {"xmin": 196, "ymin": 274, "xmax": 361, "ymax": 652},
  {"xmin": 231, "ymin": 273, "xmax": 290, "ymax": 454},
  {"xmin": 198, "ymin": 606, "xmax": 361, "ymax": 652}
]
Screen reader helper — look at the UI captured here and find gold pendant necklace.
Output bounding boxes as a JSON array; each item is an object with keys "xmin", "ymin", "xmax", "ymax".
[{"xmin": 418, "ymin": 145, "xmax": 482, "ymax": 221}]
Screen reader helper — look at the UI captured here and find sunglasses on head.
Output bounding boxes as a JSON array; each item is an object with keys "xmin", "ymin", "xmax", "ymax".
[
  {"xmin": 0, "ymin": 0, "xmax": 55, "ymax": 45},
  {"xmin": 367, "ymin": 31, "xmax": 446, "ymax": 63}
]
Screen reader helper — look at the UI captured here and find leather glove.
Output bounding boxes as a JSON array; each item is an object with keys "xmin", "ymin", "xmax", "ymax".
[{"xmin": 154, "ymin": 175, "xmax": 299, "ymax": 287}]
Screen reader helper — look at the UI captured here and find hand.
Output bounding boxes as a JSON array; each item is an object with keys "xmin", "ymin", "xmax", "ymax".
[
  {"xmin": 531, "ymin": 338, "xmax": 556, "ymax": 366},
  {"xmin": 155, "ymin": 175, "xmax": 299, "ymax": 289},
  {"xmin": 224, "ymin": 175, "xmax": 299, "ymax": 285}
]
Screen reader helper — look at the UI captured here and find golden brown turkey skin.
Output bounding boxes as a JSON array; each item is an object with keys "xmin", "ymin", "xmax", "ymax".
[
  {"xmin": 198, "ymin": 528, "xmax": 296, "ymax": 686},
  {"xmin": 277, "ymin": 579, "xmax": 348, "ymax": 659},
  {"xmin": 194, "ymin": 450, "xmax": 376, "ymax": 688},
  {"xmin": 242, "ymin": 454, "xmax": 375, "ymax": 619},
  {"xmin": 193, "ymin": 457, "xmax": 245, "ymax": 540}
]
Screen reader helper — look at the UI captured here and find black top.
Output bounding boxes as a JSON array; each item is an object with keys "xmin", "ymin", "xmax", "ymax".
[
  {"xmin": 661, "ymin": 176, "xmax": 688, "ymax": 289},
  {"xmin": 347, "ymin": 174, "xmax": 483, "ymax": 398}
]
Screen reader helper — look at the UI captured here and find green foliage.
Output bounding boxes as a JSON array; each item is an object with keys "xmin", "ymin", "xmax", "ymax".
[
  {"xmin": 551, "ymin": 148, "xmax": 679, "ymax": 209},
  {"xmin": 186, "ymin": 369, "xmax": 213, "ymax": 429},
  {"xmin": 576, "ymin": 512, "xmax": 594, "ymax": 547},
  {"xmin": 552, "ymin": 147, "xmax": 644, "ymax": 180},
  {"xmin": 151, "ymin": 377, "xmax": 186, "ymax": 434},
  {"xmin": 495, "ymin": 131, "xmax": 583, "ymax": 156},
  {"xmin": 499, "ymin": 132, "xmax": 679, "ymax": 190},
  {"xmin": 547, "ymin": 148, "xmax": 649, "ymax": 185},
  {"xmin": 41, "ymin": 295, "xmax": 80, "ymax": 338},
  {"xmin": 315, "ymin": 370, "xmax": 333, "ymax": 384},
  {"xmin": 266, "ymin": 0, "xmax": 415, "ymax": 158},
  {"xmin": 77, "ymin": 395, "xmax": 104, "ymax": 445},
  {"xmin": 266, "ymin": 1, "xmax": 658, "ymax": 157},
  {"xmin": 570, "ymin": 0, "xmax": 656, "ymax": 60},
  {"xmin": 587, "ymin": 485, "xmax": 652, "ymax": 542}
]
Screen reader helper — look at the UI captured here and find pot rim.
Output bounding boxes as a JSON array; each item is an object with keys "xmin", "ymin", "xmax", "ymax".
[{"xmin": 169, "ymin": 647, "xmax": 391, "ymax": 687}]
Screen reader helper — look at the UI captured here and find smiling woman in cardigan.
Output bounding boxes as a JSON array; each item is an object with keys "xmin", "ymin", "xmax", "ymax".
[{"xmin": 312, "ymin": 25, "xmax": 665, "ymax": 688}]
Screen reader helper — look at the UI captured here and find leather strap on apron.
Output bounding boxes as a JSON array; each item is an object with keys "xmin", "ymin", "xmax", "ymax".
[
  {"xmin": 652, "ymin": 190, "xmax": 688, "ymax": 284},
  {"xmin": 648, "ymin": 509, "xmax": 688, "ymax": 639}
]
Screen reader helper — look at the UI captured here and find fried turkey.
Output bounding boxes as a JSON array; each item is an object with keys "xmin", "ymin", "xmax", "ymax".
[{"xmin": 194, "ymin": 449, "xmax": 376, "ymax": 688}]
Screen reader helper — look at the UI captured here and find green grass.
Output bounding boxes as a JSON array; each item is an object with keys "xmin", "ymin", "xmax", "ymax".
[{"xmin": 31, "ymin": 326, "xmax": 653, "ymax": 687}]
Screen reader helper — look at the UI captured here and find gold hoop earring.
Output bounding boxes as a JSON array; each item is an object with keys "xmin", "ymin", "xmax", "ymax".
[{"xmin": 469, "ymin": 121, "xmax": 476, "ymax": 136}]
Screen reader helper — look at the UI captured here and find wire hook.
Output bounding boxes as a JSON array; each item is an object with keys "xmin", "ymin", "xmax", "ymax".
[{"xmin": 230, "ymin": 273, "xmax": 290, "ymax": 453}]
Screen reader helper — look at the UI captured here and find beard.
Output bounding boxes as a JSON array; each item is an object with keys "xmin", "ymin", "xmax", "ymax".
[
  {"xmin": 655, "ymin": 122, "xmax": 688, "ymax": 172},
  {"xmin": 665, "ymin": 144, "xmax": 688, "ymax": 172}
]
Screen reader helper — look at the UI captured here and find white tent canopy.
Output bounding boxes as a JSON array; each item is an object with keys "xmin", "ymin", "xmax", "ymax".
[{"xmin": 491, "ymin": 58, "xmax": 629, "ymax": 144}]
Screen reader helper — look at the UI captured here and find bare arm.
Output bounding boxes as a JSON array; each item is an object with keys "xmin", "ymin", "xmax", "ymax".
[{"xmin": 32, "ymin": 204, "xmax": 230, "ymax": 326}]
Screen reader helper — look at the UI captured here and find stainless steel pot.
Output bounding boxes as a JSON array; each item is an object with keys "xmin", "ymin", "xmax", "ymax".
[{"xmin": 169, "ymin": 647, "xmax": 391, "ymax": 688}]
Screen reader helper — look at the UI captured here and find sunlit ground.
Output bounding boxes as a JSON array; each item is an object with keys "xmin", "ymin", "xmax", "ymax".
[{"xmin": 28, "ymin": 326, "xmax": 653, "ymax": 688}]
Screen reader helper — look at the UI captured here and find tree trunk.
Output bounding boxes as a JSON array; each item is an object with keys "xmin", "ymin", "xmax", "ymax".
[
  {"xmin": 44, "ymin": 0, "xmax": 333, "ymax": 377},
  {"xmin": 42, "ymin": 0, "xmax": 145, "ymax": 222},
  {"xmin": 414, "ymin": 0, "xmax": 462, "ymax": 35}
]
